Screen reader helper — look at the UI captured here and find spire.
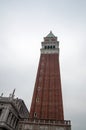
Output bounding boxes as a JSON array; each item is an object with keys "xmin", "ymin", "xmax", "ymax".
[
  {"xmin": 12, "ymin": 89, "xmax": 16, "ymax": 98},
  {"xmin": 0, "ymin": 93, "xmax": 3, "ymax": 97},
  {"xmin": 9, "ymin": 89, "xmax": 16, "ymax": 99},
  {"xmin": 46, "ymin": 31, "xmax": 55, "ymax": 37}
]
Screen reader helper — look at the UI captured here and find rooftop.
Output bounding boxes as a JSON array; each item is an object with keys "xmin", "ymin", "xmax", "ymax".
[{"xmin": 46, "ymin": 31, "xmax": 55, "ymax": 38}]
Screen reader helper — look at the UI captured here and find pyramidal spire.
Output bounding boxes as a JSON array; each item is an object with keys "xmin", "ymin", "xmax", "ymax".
[{"xmin": 46, "ymin": 31, "xmax": 55, "ymax": 37}]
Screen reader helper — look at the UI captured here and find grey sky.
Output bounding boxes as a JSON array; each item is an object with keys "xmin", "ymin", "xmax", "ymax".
[{"xmin": 0, "ymin": 0, "xmax": 86, "ymax": 130}]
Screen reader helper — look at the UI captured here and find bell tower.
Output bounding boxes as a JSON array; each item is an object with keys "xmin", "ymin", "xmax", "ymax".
[
  {"xmin": 30, "ymin": 31, "xmax": 64, "ymax": 120},
  {"xmin": 18, "ymin": 31, "xmax": 71, "ymax": 130}
]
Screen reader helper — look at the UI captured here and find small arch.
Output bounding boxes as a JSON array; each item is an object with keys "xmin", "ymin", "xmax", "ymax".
[
  {"xmin": 36, "ymin": 97, "xmax": 39, "ymax": 102},
  {"xmin": 53, "ymin": 45, "xmax": 55, "ymax": 49},
  {"xmin": 48, "ymin": 46, "xmax": 50, "ymax": 49},
  {"xmin": 34, "ymin": 112, "xmax": 37, "ymax": 117},
  {"xmin": 50, "ymin": 46, "xmax": 52, "ymax": 49},
  {"xmin": 45, "ymin": 46, "xmax": 46, "ymax": 49},
  {"xmin": 0, "ymin": 109, "xmax": 2, "ymax": 116}
]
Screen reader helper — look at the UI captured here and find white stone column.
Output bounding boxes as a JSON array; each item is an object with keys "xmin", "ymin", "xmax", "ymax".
[
  {"xmin": 7, "ymin": 112, "xmax": 12, "ymax": 125},
  {"xmin": 13, "ymin": 117, "xmax": 17, "ymax": 128},
  {"xmin": 1, "ymin": 108, "xmax": 9, "ymax": 122}
]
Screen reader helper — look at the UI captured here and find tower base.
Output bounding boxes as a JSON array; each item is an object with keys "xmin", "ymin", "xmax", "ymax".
[{"xmin": 18, "ymin": 119, "xmax": 71, "ymax": 130}]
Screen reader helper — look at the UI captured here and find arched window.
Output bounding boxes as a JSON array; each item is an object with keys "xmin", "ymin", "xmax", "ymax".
[
  {"xmin": 53, "ymin": 46, "xmax": 55, "ymax": 49},
  {"xmin": 0, "ymin": 109, "xmax": 2, "ymax": 117},
  {"xmin": 48, "ymin": 46, "xmax": 50, "ymax": 49},
  {"xmin": 36, "ymin": 97, "xmax": 39, "ymax": 102},
  {"xmin": 45, "ymin": 46, "xmax": 46, "ymax": 49},
  {"xmin": 50, "ymin": 46, "xmax": 52, "ymax": 49},
  {"xmin": 34, "ymin": 112, "xmax": 37, "ymax": 117}
]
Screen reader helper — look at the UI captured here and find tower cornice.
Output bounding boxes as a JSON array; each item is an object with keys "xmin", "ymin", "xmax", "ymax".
[
  {"xmin": 41, "ymin": 31, "xmax": 59, "ymax": 54},
  {"xmin": 40, "ymin": 48, "xmax": 59, "ymax": 54}
]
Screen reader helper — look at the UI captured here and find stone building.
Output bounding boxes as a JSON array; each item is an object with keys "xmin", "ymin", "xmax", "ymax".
[{"xmin": 0, "ymin": 90, "xmax": 29, "ymax": 130}]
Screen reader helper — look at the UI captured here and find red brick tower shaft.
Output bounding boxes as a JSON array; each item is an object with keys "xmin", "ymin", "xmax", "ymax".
[{"xmin": 30, "ymin": 31, "xmax": 64, "ymax": 120}]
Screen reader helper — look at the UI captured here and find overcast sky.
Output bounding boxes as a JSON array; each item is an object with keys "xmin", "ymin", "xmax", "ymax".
[{"xmin": 0, "ymin": 0, "xmax": 86, "ymax": 130}]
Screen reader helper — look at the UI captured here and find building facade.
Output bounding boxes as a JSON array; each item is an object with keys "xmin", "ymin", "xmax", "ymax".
[{"xmin": 0, "ymin": 90, "xmax": 29, "ymax": 130}]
